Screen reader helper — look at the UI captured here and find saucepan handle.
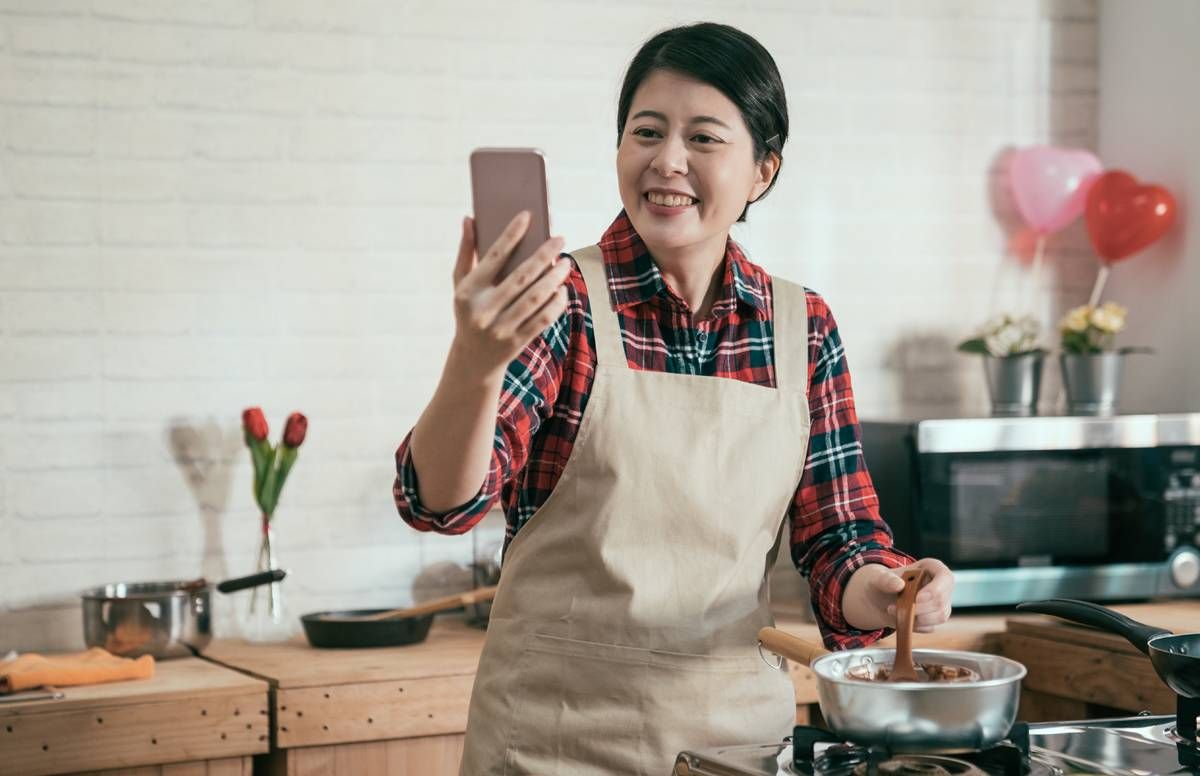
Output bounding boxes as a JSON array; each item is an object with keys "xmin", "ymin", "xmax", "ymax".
[
  {"xmin": 757, "ymin": 627, "xmax": 831, "ymax": 669},
  {"xmin": 1016, "ymin": 598, "xmax": 1171, "ymax": 655},
  {"xmin": 216, "ymin": 569, "xmax": 287, "ymax": 594}
]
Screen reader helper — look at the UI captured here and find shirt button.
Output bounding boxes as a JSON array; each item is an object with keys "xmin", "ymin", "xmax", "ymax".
[{"xmin": 697, "ymin": 331, "xmax": 707, "ymax": 344}]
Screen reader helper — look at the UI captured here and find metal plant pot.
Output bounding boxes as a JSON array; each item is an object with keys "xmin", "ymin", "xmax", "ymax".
[
  {"xmin": 1060, "ymin": 352, "xmax": 1122, "ymax": 415},
  {"xmin": 981, "ymin": 353, "xmax": 1043, "ymax": 417}
]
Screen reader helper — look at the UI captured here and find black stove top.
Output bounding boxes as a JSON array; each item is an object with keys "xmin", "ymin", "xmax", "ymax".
[{"xmin": 674, "ymin": 697, "xmax": 1200, "ymax": 776}]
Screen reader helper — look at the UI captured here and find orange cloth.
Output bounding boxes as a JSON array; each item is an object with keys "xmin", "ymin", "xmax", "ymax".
[{"xmin": 0, "ymin": 647, "xmax": 155, "ymax": 694}]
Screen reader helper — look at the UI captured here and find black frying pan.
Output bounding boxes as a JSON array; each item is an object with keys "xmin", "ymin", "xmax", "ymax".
[
  {"xmin": 300, "ymin": 586, "xmax": 497, "ymax": 648},
  {"xmin": 1017, "ymin": 598, "xmax": 1200, "ymax": 698}
]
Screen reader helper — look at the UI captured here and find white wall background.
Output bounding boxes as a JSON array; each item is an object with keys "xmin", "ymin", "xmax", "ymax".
[
  {"xmin": 1097, "ymin": 0, "xmax": 1197, "ymax": 413},
  {"xmin": 0, "ymin": 0, "xmax": 1101, "ymax": 652}
]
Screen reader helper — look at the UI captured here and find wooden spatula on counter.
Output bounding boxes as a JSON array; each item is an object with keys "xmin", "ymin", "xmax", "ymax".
[{"xmin": 315, "ymin": 586, "xmax": 498, "ymax": 623}]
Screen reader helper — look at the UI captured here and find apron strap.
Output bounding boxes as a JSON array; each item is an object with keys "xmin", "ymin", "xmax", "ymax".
[
  {"xmin": 570, "ymin": 244, "xmax": 628, "ymax": 369},
  {"xmin": 770, "ymin": 276, "xmax": 809, "ymax": 397}
]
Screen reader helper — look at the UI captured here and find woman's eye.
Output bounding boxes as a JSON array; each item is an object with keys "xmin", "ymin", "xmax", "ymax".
[{"xmin": 633, "ymin": 128, "xmax": 715, "ymax": 145}]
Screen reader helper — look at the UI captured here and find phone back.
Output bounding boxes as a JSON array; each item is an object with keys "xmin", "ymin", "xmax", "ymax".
[{"xmin": 470, "ymin": 148, "xmax": 551, "ymax": 282}]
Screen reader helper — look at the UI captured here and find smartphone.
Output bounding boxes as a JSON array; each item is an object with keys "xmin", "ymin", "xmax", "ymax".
[{"xmin": 469, "ymin": 148, "xmax": 552, "ymax": 283}]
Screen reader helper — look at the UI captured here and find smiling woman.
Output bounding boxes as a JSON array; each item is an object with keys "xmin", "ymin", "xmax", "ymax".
[{"xmin": 394, "ymin": 21, "xmax": 953, "ymax": 776}]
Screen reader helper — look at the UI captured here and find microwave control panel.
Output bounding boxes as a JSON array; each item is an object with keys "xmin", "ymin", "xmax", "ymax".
[{"xmin": 1163, "ymin": 467, "xmax": 1200, "ymax": 553}]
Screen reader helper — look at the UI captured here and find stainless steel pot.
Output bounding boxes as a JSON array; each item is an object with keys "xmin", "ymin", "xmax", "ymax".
[
  {"xmin": 759, "ymin": 628, "xmax": 1026, "ymax": 752},
  {"xmin": 81, "ymin": 570, "xmax": 285, "ymax": 659}
]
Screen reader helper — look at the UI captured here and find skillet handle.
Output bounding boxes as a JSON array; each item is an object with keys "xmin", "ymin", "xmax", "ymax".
[
  {"xmin": 216, "ymin": 569, "xmax": 287, "ymax": 594},
  {"xmin": 378, "ymin": 585, "xmax": 500, "ymax": 621},
  {"xmin": 757, "ymin": 627, "xmax": 830, "ymax": 668},
  {"xmin": 1016, "ymin": 598, "xmax": 1171, "ymax": 655}
]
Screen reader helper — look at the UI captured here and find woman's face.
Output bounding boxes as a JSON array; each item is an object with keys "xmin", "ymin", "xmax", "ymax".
[{"xmin": 617, "ymin": 69, "xmax": 778, "ymax": 254}]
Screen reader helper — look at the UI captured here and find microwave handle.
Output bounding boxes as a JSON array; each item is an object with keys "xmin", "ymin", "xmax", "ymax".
[{"xmin": 1016, "ymin": 598, "xmax": 1172, "ymax": 655}]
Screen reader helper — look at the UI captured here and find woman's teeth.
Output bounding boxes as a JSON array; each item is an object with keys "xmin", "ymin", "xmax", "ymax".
[{"xmin": 646, "ymin": 192, "xmax": 697, "ymax": 207}]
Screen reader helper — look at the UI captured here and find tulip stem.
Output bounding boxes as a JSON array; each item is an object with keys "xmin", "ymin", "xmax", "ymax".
[
  {"xmin": 1088, "ymin": 263, "xmax": 1110, "ymax": 308},
  {"xmin": 1030, "ymin": 234, "xmax": 1046, "ymax": 316}
]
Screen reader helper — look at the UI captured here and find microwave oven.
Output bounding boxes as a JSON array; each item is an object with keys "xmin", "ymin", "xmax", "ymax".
[{"xmin": 861, "ymin": 413, "xmax": 1200, "ymax": 607}]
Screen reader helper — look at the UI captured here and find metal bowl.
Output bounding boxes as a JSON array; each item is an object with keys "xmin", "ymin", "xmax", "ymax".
[{"xmin": 809, "ymin": 647, "xmax": 1027, "ymax": 752}]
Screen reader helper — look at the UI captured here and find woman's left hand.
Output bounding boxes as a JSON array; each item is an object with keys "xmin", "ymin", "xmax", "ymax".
[{"xmin": 883, "ymin": 558, "xmax": 955, "ymax": 633}]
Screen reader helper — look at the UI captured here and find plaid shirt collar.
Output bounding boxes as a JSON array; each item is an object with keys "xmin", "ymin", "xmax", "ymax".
[{"xmin": 595, "ymin": 210, "xmax": 770, "ymax": 319}]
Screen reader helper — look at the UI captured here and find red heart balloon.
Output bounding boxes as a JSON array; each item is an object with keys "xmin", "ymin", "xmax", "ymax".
[{"xmin": 1084, "ymin": 170, "xmax": 1177, "ymax": 262}]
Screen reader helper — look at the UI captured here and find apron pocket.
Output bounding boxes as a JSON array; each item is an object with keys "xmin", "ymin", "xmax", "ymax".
[{"xmin": 502, "ymin": 633, "xmax": 792, "ymax": 776}]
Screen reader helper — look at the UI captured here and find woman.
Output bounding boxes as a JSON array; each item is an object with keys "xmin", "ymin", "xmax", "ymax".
[{"xmin": 395, "ymin": 22, "xmax": 954, "ymax": 776}]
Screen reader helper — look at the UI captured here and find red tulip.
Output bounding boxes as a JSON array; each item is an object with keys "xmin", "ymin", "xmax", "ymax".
[
  {"xmin": 283, "ymin": 413, "xmax": 308, "ymax": 448},
  {"xmin": 1084, "ymin": 170, "xmax": 1177, "ymax": 263},
  {"xmin": 242, "ymin": 407, "xmax": 268, "ymax": 441}
]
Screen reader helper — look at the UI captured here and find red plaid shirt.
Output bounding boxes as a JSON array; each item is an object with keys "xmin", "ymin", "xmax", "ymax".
[{"xmin": 394, "ymin": 211, "xmax": 913, "ymax": 648}]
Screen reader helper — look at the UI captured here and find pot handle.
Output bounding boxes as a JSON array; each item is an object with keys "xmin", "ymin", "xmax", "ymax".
[
  {"xmin": 1016, "ymin": 598, "xmax": 1172, "ymax": 655},
  {"xmin": 216, "ymin": 569, "xmax": 286, "ymax": 594},
  {"xmin": 757, "ymin": 627, "xmax": 831, "ymax": 668}
]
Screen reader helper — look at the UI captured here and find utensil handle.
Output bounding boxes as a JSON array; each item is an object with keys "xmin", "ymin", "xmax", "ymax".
[
  {"xmin": 216, "ymin": 569, "xmax": 286, "ymax": 594},
  {"xmin": 892, "ymin": 567, "xmax": 931, "ymax": 680},
  {"xmin": 1016, "ymin": 598, "xmax": 1170, "ymax": 655},
  {"xmin": 377, "ymin": 585, "xmax": 499, "ymax": 621},
  {"xmin": 757, "ymin": 627, "xmax": 830, "ymax": 668}
]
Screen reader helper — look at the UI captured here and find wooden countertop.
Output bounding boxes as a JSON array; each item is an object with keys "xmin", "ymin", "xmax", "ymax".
[
  {"xmin": 198, "ymin": 608, "xmax": 1013, "ymax": 749},
  {"xmin": 1006, "ymin": 600, "xmax": 1200, "ymax": 652},
  {"xmin": 202, "ymin": 619, "xmax": 485, "ymax": 749},
  {"xmin": 1000, "ymin": 599, "xmax": 1200, "ymax": 716},
  {"xmin": 203, "ymin": 618, "xmax": 486, "ymax": 689},
  {"xmin": 0, "ymin": 657, "xmax": 269, "ymax": 776}
]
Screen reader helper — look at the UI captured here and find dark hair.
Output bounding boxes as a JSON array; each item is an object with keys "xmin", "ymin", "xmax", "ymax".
[{"xmin": 617, "ymin": 22, "xmax": 789, "ymax": 222}]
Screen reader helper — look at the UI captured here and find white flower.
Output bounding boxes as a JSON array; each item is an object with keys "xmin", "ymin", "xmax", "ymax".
[
  {"xmin": 979, "ymin": 314, "xmax": 1041, "ymax": 356},
  {"xmin": 1061, "ymin": 305, "xmax": 1091, "ymax": 334},
  {"xmin": 1090, "ymin": 302, "xmax": 1127, "ymax": 334}
]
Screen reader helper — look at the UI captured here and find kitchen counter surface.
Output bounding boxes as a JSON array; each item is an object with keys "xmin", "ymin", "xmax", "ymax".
[
  {"xmin": 0, "ymin": 656, "xmax": 269, "ymax": 776},
  {"xmin": 201, "ymin": 606, "xmax": 1012, "ymax": 736},
  {"xmin": 1000, "ymin": 600, "xmax": 1199, "ymax": 719},
  {"xmin": 192, "ymin": 601, "xmax": 1199, "ymax": 774}
]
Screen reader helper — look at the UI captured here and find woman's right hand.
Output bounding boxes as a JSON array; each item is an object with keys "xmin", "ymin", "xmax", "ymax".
[{"xmin": 448, "ymin": 211, "xmax": 571, "ymax": 383}]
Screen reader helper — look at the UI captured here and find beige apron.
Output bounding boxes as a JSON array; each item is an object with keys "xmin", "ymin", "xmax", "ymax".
[{"xmin": 459, "ymin": 244, "xmax": 812, "ymax": 776}]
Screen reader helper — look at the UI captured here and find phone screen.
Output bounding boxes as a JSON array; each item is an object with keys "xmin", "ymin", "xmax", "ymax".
[{"xmin": 470, "ymin": 148, "xmax": 552, "ymax": 282}]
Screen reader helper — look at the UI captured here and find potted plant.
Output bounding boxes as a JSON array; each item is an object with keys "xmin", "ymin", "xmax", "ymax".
[
  {"xmin": 1058, "ymin": 302, "xmax": 1149, "ymax": 415},
  {"xmin": 958, "ymin": 315, "xmax": 1047, "ymax": 417}
]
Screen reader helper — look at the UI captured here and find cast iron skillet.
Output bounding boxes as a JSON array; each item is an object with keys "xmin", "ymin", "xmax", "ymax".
[
  {"xmin": 1017, "ymin": 598, "xmax": 1200, "ymax": 698},
  {"xmin": 300, "ymin": 586, "xmax": 497, "ymax": 649}
]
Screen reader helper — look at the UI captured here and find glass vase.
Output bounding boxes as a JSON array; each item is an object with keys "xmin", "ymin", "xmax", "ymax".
[{"xmin": 243, "ymin": 515, "xmax": 292, "ymax": 642}]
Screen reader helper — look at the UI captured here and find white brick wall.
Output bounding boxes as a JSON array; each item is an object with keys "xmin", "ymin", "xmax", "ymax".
[{"xmin": 0, "ymin": 0, "xmax": 1099, "ymax": 652}]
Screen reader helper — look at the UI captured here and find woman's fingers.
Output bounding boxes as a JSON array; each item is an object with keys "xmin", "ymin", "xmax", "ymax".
[
  {"xmin": 512, "ymin": 284, "xmax": 570, "ymax": 344},
  {"xmin": 913, "ymin": 605, "xmax": 953, "ymax": 632},
  {"xmin": 495, "ymin": 254, "xmax": 572, "ymax": 335},
  {"xmin": 470, "ymin": 210, "xmax": 532, "ymax": 287},
  {"xmin": 491, "ymin": 235, "xmax": 566, "ymax": 309},
  {"xmin": 452, "ymin": 216, "xmax": 477, "ymax": 286}
]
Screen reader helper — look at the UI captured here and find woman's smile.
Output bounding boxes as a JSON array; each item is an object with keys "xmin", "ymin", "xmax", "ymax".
[{"xmin": 644, "ymin": 188, "xmax": 700, "ymax": 216}]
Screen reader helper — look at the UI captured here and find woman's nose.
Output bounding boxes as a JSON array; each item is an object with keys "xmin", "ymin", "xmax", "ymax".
[{"xmin": 650, "ymin": 136, "xmax": 688, "ymax": 177}]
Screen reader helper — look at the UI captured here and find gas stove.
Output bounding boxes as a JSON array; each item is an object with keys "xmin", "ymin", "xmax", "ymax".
[{"xmin": 674, "ymin": 697, "xmax": 1200, "ymax": 776}]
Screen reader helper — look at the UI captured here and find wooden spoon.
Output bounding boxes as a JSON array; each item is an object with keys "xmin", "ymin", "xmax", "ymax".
[
  {"xmin": 317, "ymin": 586, "xmax": 498, "ymax": 623},
  {"xmin": 890, "ymin": 567, "xmax": 931, "ymax": 682}
]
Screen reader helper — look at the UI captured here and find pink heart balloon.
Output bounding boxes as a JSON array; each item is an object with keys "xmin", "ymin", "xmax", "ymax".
[{"xmin": 1010, "ymin": 146, "xmax": 1103, "ymax": 235}]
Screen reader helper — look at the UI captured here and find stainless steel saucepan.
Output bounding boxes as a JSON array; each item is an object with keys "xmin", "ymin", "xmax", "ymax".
[
  {"xmin": 81, "ymin": 569, "xmax": 285, "ymax": 659},
  {"xmin": 758, "ymin": 627, "xmax": 1026, "ymax": 752}
]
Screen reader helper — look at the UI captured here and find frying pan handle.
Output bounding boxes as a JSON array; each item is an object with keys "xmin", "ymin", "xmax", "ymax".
[
  {"xmin": 1015, "ymin": 598, "xmax": 1171, "ymax": 655},
  {"xmin": 216, "ymin": 569, "xmax": 287, "ymax": 594},
  {"xmin": 757, "ymin": 627, "xmax": 830, "ymax": 668}
]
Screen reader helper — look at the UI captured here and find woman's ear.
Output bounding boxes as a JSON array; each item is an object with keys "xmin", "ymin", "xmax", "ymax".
[{"xmin": 748, "ymin": 151, "xmax": 781, "ymax": 204}]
